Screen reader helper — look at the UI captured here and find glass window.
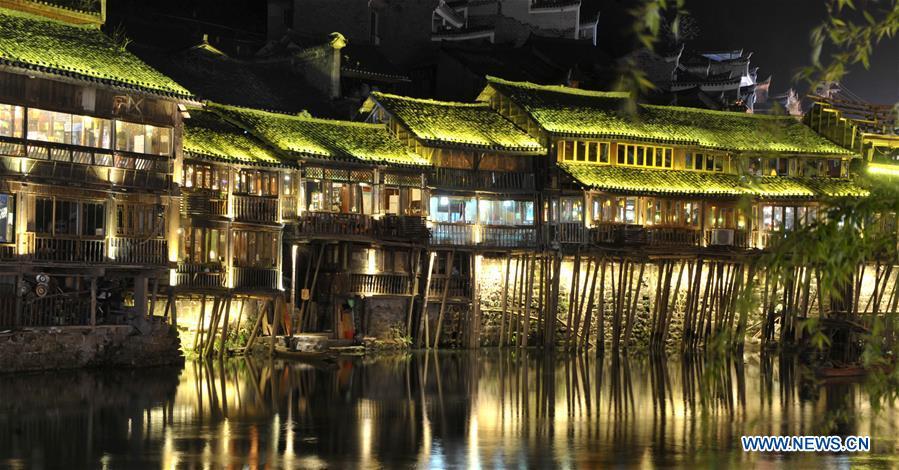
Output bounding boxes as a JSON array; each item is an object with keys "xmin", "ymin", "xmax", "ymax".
[
  {"xmin": 429, "ymin": 196, "xmax": 476, "ymax": 223},
  {"xmin": 82, "ymin": 202, "xmax": 105, "ymax": 236},
  {"xmin": 0, "ymin": 194, "xmax": 13, "ymax": 243},
  {"xmin": 560, "ymin": 197, "xmax": 583, "ymax": 223},
  {"xmin": 305, "ymin": 180, "xmax": 325, "ymax": 212},
  {"xmin": 27, "ymin": 108, "xmax": 111, "ymax": 149},
  {"xmin": 478, "ymin": 199, "xmax": 534, "ymax": 225},
  {"xmin": 115, "ymin": 121, "xmax": 172, "ymax": 155},
  {"xmin": 72, "ymin": 115, "xmax": 111, "ymax": 148},
  {"xmin": 575, "ymin": 141, "xmax": 587, "ymax": 162},
  {"xmin": 0, "ymin": 104, "xmax": 24, "ymax": 138}
]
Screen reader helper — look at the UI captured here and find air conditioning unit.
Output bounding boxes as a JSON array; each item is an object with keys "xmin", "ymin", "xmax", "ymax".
[{"xmin": 710, "ymin": 228, "xmax": 734, "ymax": 246}]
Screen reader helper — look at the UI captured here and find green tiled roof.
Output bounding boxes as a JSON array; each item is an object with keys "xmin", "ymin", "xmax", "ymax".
[
  {"xmin": 366, "ymin": 92, "xmax": 545, "ymax": 153},
  {"xmin": 211, "ymin": 103, "xmax": 430, "ymax": 167},
  {"xmin": 0, "ymin": 8, "xmax": 192, "ymax": 99},
  {"xmin": 483, "ymin": 77, "xmax": 852, "ymax": 157},
  {"xmin": 183, "ymin": 109, "xmax": 283, "ymax": 166},
  {"xmin": 559, "ymin": 162, "xmax": 868, "ymax": 199}
]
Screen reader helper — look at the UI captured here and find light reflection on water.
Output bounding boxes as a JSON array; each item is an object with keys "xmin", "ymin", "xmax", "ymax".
[{"xmin": 1, "ymin": 351, "xmax": 898, "ymax": 469}]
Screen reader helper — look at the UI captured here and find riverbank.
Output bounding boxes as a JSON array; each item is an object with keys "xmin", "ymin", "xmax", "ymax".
[{"xmin": 0, "ymin": 321, "xmax": 183, "ymax": 373}]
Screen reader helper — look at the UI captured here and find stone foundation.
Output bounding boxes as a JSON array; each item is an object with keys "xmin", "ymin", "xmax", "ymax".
[{"xmin": 0, "ymin": 322, "xmax": 183, "ymax": 373}]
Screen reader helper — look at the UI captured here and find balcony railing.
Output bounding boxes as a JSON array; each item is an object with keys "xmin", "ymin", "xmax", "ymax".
[
  {"xmin": 294, "ymin": 212, "xmax": 373, "ymax": 238},
  {"xmin": 431, "ymin": 223, "xmax": 475, "ymax": 246},
  {"xmin": 430, "ymin": 168, "xmax": 535, "ymax": 192},
  {"xmin": 480, "ymin": 225, "xmax": 537, "ymax": 248},
  {"xmin": 182, "ymin": 190, "xmax": 228, "ymax": 217},
  {"xmin": 544, "ymin": 222, "xmax": 589, "ymax": 245},
  {"xmin": 429, "ymin": 276, "xmax": 472, "ymax": 299},
  {"xmin": 21, "ymin": 290, "xmax": 93, "ymax": 327},
  {"xmin": 704, "ymin": 228, "xmax": 750, "ymax": 249},
  {"xmin": 232, "ymin": 266, "xmax": 279, "ymax": 290},
  {"xmin": 233, "ymin": 195, "xmax": 279, "ymax": 224},
  {"xmin": 25, "ymin": 234, "xmax": 106, "ymax": 264},
  {"xmin": 110, "ymin": 237, "xmax": 168, "ymax": 265},
  {"xmin": 334, "ymin": 273, "xmax": 412, "ymax": 296},
  {"xmin": 176, "ymin": 262, "xmax": 226, "ymax": 289},
  {"xmin": 373, "ymin": 215, "xmax": 430, "ymax": 241},
  {"xmin": 646, "ymin": 226, "xmax": 701, "ymax": 247},
  {"xmin": 0, "ymin": 243, "xmax": 14, "ymax": 261},
  {"xmin": 0, "ymin": 138, "xmax": 174, "ymax": 191}
]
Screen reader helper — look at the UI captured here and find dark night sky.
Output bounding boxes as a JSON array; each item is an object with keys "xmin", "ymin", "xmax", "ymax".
[{"xmin": 667, "ymin": 0, "xmax": 898, "ymax": 103}]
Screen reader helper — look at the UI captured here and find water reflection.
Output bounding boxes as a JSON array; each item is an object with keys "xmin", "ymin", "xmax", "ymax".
[{"xmin": 1, "ymin": 352, "xmax": 898, "ymax": 468}]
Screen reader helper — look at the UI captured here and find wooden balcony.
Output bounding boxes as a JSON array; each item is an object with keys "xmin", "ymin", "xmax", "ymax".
[
  {"xmin": 431, "ymin": 223, "xmax": 475, "ymax": 246},
  {"xmin": 294, "ymin": 212, "xmax": 373, "ymax": 238},
  {"xmin": 428, "ymin": 276, "xmax": 471, "ymax": 299},
  {"xmin": 430, "ymin": 167, "xmax": 535, "ymax": 192},
  {"xmin": 233, "ymin": 195, "xmax": 279, "ymax": 224},
  {"xmin": 182, "ymin": 190, "xmax": 228, "ymax": 218},
  {"xmin": 645, "ymin": 226, "xmax": 701, "ymax": 247},
  {"xmin": 333, "ymin": 273, "xmax": 412, "ymax": 296},
  {"xmin": 480, "ymin": 225, "xmax": 537, "ymax": 248},
  {"xmin": 25, "ymin": 234, "xmax": 105, "ymax": 264},
  {"xmin": 176, "ymin": 262, "xmax": 226, "ymax": 290},
  {"xmin": 110, "ymin": 237, "xmax": 168, "ymax": 266},
  {"xmin": 232, "ymin": 266, "xmax": 279, "ymax": 290},
  {"xmin": 373, "ymin": 215, "xmax": 430, "ymax": 241},
  {"xmin": 0, "ymin": 138, "xmax": 173, "ymax": 191},
  {"xmin": 705, "ymin": 228, "xmax": 750, "ymax": 249}
]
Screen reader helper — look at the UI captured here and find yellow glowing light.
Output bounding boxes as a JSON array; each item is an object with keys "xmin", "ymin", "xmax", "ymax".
[{"xmin": 868, "ymin": 163, "xmax": 899, "ymax": 177}]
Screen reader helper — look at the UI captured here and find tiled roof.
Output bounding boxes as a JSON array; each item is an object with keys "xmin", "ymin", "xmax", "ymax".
[
  {"xmin": 559, "ymin": 162, "xmax": 868, "ymax": 199},
  {"xmin": 367, "ymin": 92, "xmax": 545, "ymax": 153},
  {"xmin": 211, "ymin": 103, "xmax": 430, "ymax": 167},
  {"xmin": 183, "ymin": 109, "xmax": 283, "ymax": 166},
  {"xmin": 483, "ymin": 77, "xmax": 853, "ymax": 156},
  {"xmin": 0, "ymin": 8, "xmax": 193, "ymax": 99}
]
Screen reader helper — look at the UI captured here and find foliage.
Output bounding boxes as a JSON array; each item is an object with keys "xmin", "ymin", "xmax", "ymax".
[{"xmin": 797, "ymin": 0, "xmax": 899, "ymax": 89}]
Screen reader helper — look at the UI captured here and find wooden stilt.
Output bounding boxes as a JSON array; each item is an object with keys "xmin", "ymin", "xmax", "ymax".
[
  {"xmin": 218, "ymin": 295, "xmax": 233, "ymax": 360},
  {"xmin": 269, "ymin": 297, "xmax": 281, "ymax": 358},
  {"xmin": 194, "ymin": 295, "xmax": 207, "ymax": 352},
  {"xmin": 433, "ymin": 251, "xmax": 454, "ymax": 349},
  {"xmin": 499, "ymin": 254, "xmax": 511, "ymax": 347}
]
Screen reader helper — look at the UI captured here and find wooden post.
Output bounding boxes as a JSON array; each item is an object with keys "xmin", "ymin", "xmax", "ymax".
[
  {"xmin": 204, "ymin": 296, "xmax": 223, "ymax": 358},
  {"xmin": 90, "ymin": 277, "xmax": 97, "ymax": 327},
  {"xmin": 416, "ymin": 250, "xmax": 433, "ymax": 349},
  {"xmin": 580, "ymin": 255, "xmax": 600, "ymax": 350},
  {"xmin": 169, "ymin": 289, "xmax": 178, "ymax": 327},
  {"xmin": 522, "ymin": 252, "xmax": 534, "ymax": 349},
  {"xmin": 269, "ymin": 297, "xmax": 281, "ymax": 358},
  {"xmin": 434, "ymin": 251, "xmax": 453, "ymax": 349},
  {"xmin": 298, "ymin": 243, "xmax": 325, "ymax": 333},
  {"xmin": 148, "ymin": 277, "xmax": 159, "ymax": 319},
  {"xmin": 499, "ymin": 254, "xmax": 511, "ymax": 347},
  {"xmin": 218, "ymin": 295, "xmax": 232, "ymax": 360},
  {"xmin": 194, "ymin": 295, "xmax": 206, "ymax": 352},
  {"xmin": 412, "ymin": 249, "xmax": 430, "ymax": 342},
  {"xmin": 245, "ymin": 300, "xmax": 265, "ymax": 352}
]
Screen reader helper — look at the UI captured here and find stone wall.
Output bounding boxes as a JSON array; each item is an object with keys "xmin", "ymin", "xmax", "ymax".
[{"xmin": 0, "ymin": 322, "xmax": 183, "ymax": 373}]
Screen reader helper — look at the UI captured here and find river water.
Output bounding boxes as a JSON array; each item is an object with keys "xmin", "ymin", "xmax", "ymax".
[{"xmin": 0, "ymin": 351, "xmax": 897, "ymax": 469}]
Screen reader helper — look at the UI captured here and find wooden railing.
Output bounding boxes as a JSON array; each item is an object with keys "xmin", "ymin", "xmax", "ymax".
[
  {"xmin": 545, "ymin": 222, "xmax": 590, "ymax": 245},
  {"xmin": 646, "ymin": 227, "xmax": 701, "ymax": 246},
  {"xmin": 295, "ymin": 212, "xmax": 373, "ymax": 237},
  {"xmin": 232, "ymin": 266, "xmax": 279, "ymax": 290},
  {"xmin": 280, "ymin": 195, "xmax": 299, "ymax": 221},
  {"xmin": 182, "ymin": 190, "xmax": 228, "ymax": 217},
  {"xmin": 429, "ymin": 276, "xmax": 471, "ymax": 299},
  {"xmin": 431, "ymin": 223, "xmax": 475, "ymax": 246},
  {"xmin": 176, "ymin": 262, "xmax": 226, "ymax": 289},
  {"xmin": 233, "ymin": 195, "xmax": 279, "ymax": 224},
  {"xmin": 704, "ymin": 228, "xmax": 750, "ymax": 249},
  {"xmin": 430, "ymin": 167, "xmax": 535, "ymax": 191},
  {"xmin": 110, "ymin": 237, "xmax": 168, "ymax": 265},
  {"xmin": 752, "ymin": 230, "xmax": 788, "ymax": 250},
  {"xmin": 25, "ymin": 234, "xmax": 105, "ymax": 264},
  {"xmin": 335, "ymin": 273, "xmax": 412, "ymax": 296},
  {"xmin": 480, "ymin": 225, "xmax": 537, "ymax": 248},
  {"xmin": 0, "ymin": 138, "xmax": 174, "ymax": 191},
  {"xmin": 21, "ymin": 290, "xmax": 93, "ymax": 327},
  {"xmin": 373, "ymin": 215, "xmax": 430, "ymax": 241},
  {"xmin": 0, "ymin": 243, "xmax": 14, "ymax": 261}
]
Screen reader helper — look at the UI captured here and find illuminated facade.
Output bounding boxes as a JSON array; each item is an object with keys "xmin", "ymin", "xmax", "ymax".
[{"xmin": 0, "ymin": 0, "xmax": 877, "ymax": 349}]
